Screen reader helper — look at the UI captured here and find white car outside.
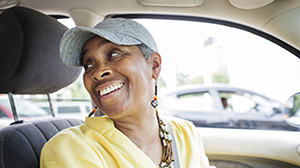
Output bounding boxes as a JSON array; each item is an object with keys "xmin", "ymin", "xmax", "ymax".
[{"xmin": 35, "ymin": 101, "xmax": 93, "ymax": 120}]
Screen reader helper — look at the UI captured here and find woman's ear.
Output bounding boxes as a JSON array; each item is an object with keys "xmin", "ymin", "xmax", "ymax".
[{"xmin": 150, "ymin": 52, "xmax": 162, "ymax": 80}]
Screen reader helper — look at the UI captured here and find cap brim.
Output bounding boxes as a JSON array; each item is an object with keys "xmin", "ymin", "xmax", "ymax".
[{"xmin": 59, "ymin": 27, "xmax": 142, "ymax": 67}]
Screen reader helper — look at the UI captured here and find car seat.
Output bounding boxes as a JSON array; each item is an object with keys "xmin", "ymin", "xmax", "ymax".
[{"xmin": 0, "ymin": 7, "xmax": 83, "ymax": 168}]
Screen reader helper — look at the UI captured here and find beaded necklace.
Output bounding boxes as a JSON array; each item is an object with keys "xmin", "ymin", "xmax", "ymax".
[{"xmin": 156, "ymin": 110, "xmax": 174, "ymax": 168}]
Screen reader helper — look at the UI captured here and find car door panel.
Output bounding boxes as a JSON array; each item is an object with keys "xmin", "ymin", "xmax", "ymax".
[{"xmin": 199, "ymin": 128, "xmax": 300, "ymax": 168}]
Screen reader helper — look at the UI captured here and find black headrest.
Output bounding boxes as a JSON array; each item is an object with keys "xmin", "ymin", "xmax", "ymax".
[{"xmin": 0, "ymin": 7, "xmax": 82, "ymax": 94}]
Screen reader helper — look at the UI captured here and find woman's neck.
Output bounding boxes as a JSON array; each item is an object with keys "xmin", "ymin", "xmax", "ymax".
[
  {"xmin": 114, "ymin": 109, "xmax": 158, "ymax": 144},
  {"xmin": 113, "ymin": 109, "xmax": 163, "ymax": 165}
]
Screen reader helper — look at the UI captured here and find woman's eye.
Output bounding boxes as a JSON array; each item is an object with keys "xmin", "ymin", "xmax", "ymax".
[
  {"xmin": 84, "ymin": 64, "xmax": 93, "ymax": 70},
  {"xmin": 110, "ymin": 52, "xmax": 120, "ymax": 58}
]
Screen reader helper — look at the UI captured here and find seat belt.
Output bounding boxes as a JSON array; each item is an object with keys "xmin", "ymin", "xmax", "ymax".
[{"xmin": 161, "ymin": 117, "xmax": 180, "ymax": 168}]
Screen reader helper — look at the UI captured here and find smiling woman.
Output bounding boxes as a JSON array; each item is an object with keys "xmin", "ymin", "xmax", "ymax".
[{"xmin": 40, "ymin": 18, "xmax": 216, "ymax": 168}]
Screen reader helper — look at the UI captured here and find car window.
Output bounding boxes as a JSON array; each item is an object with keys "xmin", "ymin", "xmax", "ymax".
[
  {"xmin": 57, "ymin": 18, "xmax": 75, "ymax": 29},
  {"xmin": 41, "ymin": 107, "xmax": 51, "ymax": 114},
  {"xmin": 0, "ymin": 108, "xmax": 8, "ymax": 118},
  {"xmin": 136, "ymin": 19, "xmax": 300, "ymax": 100},
  {"xmin": 219, "ymin": 91, "xmax": 274, "ymax": 113},
  {"xmin": 85, "ymin": 106, "xmax": 91, "ymax": 112},
  {"xmin": 132, "ymin": 18, "xmax": 300, "ymax": 130},
  {"xmin": 58, "ymin": 106, "xmax": 81, "ymax": 114},
  {"xmin": 175, "ymin": 92, "xmax": 215, "ymax": 111},
  {"xmin": 0, "ymin": 98, "xmax": 48, "ymax": 118}
]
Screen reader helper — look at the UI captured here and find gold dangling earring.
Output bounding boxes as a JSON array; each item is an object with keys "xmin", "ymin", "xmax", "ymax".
[
  {"xmin": 88, "ymin": 106, "xmax": 97, "ymax": 117},
  {"xmin": 151, "ymin": 80, "xmax": 159, "ymax": 108}
]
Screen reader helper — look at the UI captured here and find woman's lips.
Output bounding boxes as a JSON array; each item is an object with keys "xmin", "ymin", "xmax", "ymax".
[{"xmin": 98, "ymin": 83, "xmax": 124, "ymax": 96}]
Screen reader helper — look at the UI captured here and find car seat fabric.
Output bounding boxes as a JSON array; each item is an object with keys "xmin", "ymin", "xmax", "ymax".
[
  {"xmin": 0, "ymin": 118, "xmax": 84, "ymax": 168},
  {"xmin": 0, "ymin": 7, "xmax": 82, "ymax": 94}
]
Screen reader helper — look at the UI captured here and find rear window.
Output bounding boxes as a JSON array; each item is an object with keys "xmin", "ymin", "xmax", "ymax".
[
  {"xmin": 0, "ymin": 99, "xmax": 48, "ymax": 118},
  {"xmin": 58, "ymin": 107, "xmax": 81, "ymax": 114}
]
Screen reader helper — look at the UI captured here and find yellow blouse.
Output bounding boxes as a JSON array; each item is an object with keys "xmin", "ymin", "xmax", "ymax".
[{"xmin": 40, "ymin": 116, "xmax": 214, "ymax": 168}]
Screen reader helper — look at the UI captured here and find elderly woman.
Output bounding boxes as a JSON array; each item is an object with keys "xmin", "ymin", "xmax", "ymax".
[{"xmin": 40, "ymin": 18, "xmax": 215, "ymax": 168}]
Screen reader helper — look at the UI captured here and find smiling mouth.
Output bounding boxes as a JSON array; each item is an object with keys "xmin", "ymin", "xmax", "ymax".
[{"xmin": 99, "ymin": 83, "xmax": 124, "ymax": 96}]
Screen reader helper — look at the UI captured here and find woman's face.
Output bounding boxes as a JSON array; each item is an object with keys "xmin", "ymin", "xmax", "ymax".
[{"xmin": 82, "ymin": 36, "xmax": 158, "ymax": 119}]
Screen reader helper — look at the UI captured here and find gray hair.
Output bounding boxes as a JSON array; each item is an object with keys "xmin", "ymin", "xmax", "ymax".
[{"xmin": 138, "ymin": 43, "xmax": 155, "ymax": 60}]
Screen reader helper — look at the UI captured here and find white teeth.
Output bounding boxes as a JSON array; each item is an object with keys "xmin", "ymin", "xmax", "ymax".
[{"xmin": 99, "ymin": 83, "xmax": 123, "ymax": 96}]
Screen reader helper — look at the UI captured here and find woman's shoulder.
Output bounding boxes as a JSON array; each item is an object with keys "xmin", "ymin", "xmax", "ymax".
[
  {"xmin": 46, "ymin": 116, "xmax": 114, "ymax": 145},
  {"xmin": 46, "ymin": 124, "xmax": 88, "ymax": 144}
]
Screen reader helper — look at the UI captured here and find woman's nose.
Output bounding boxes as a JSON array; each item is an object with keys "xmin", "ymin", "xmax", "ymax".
[{"xmin": 92, "ymin": 68, "xmax": 113, "ymax": 81}]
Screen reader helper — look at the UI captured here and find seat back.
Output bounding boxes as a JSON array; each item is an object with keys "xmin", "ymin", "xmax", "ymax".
[
  {"xmin": 0, "ymin": 118, "xmax": 83, "ymax": 168},
  {"xmin": 0, "ymin": 7, "xmax": 83, "ymax": 168}
]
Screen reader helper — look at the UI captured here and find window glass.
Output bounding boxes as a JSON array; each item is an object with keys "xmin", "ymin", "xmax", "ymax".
[
  {"xmin": 133, "ymin": 19, "xmax": 300, "ymax": 130},
  {"xmin": 135, "ymin": 19, "xmax": 300, "ymax": 100},
  {"xmin": 86, "ymin": 106, "xmax": 91, "ymax": 113},
  {"xmin": 0, "ymin": 109, "xmax": 8, "ymax": 118},
  {"xmin": 41, "ymin": 107, "xmax": 51, "ymax": 114},
  {"xmin": 175, "ymin": 92, "xmax": 214, "ymax": 111},
  {"xmin": 219, "ymin": 92, "xmax": 274, "ymax": 114},
  {"xmin": 0, "ymin": 98, "xmax": 48, "ymax": 118},
  {"xmin": 57, "ymin": 18, "xmax": 75, "ymax": 29},
  {"xmin": 58, "ymin": 107, "xmax": 81, "ymax": 114}
]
